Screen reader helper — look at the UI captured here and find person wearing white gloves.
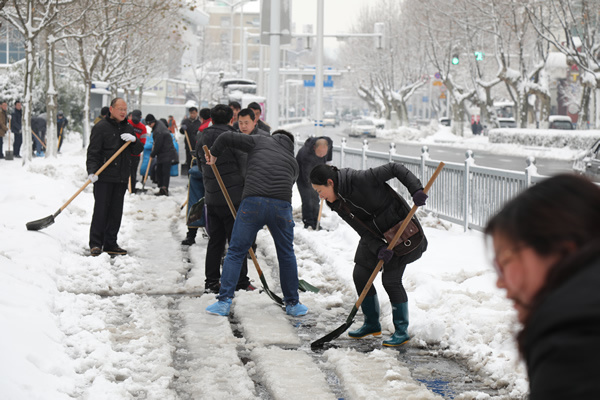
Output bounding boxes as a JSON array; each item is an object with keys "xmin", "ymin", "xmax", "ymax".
[{"xmin": 86, "ymin": 98, "xmax": 143, "ymax": 256}]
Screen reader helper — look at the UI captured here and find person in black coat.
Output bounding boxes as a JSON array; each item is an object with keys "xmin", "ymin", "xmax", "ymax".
[
  {"xmin": 179, "ymin": 107, "xmax": 202, "ymax": 172},
  {"xmin": 146, "ymin": 114, "xmax": 178, "ymax": 196},
  {"xmin": 232, "ymin": 107, "xmax": 270, "ymax": 135},
  {"xmin": 57, "ymin": 110, "xmax": 68, "ymax": 152},
  {"xmin": 310, "ymin": 163, "xmax": 428, "ymax": 346},
  {"xmin": 11, "ymin": 100, "xmax": 22, "ymax": 157},
  {"xmin": 86, "ymin": 98, "xmax": 143, "ymax": 256},
  {"xmin": 295, "ymin": 136, "xmax": 332, "ymax": 229},
  {"xmin": 204, "ymin": 129, "xmax": 309, "ymax": 318},
  {"xmin": 485, "ymin": 174, "xmax": 600, "ymax": 400},
  {"xmin": 31, "ymin": 115, "xmax": 47, "ymax": 157},
  {"xmin": 196, "ymin": 104, "xmax": 252, "ymax": 292}
]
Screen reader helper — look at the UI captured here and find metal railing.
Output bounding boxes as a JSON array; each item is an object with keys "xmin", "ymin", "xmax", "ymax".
[{"xmin": 326, "ymin": 138, "xmax": 546, "ymax": 232}]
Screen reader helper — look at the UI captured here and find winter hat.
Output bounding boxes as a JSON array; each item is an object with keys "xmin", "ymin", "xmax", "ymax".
[
  {"xmin": 57, "ymin": 110, "xmax": 64, "ymax": 116},
  {"xmin": 145, "ymin": 114, "xmax": 156, "ymax": 124},
  {"xmin": 132, "ymin": 109, "xmax": 142, "ymax": 118}
]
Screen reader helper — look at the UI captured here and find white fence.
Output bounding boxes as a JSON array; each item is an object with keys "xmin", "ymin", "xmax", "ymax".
[{"xmin": 326, "ymin": 138, "xmax": 546, "ymax": 232}]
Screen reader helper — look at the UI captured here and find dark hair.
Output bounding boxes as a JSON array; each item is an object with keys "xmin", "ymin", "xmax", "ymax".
[
  {"xmin": 247, "ymin": 102, "xmax": 261, "ymax": 112},
  {"xmin": 228, "ymin": 101, "xmax": 241, "ymax": 110},
  {"xmin": 211, "ymin": 104, "xmax": 233, "ymax": 125},
  {"xmin": 100, "ymin": 106, "xmax": 109, "ymax": 116},
  {"xmin": 238, "ymin": 108, "xmax": 255, "ymax": 121},
  {"xmin": 188, "ymin": 107, "xmax": 198, "ymax": 113},
  {"xmin": 145, "ymin": 114, "xmax": 156, "ymax": 124},
  {"xmin": 485, "ymin": 174, "xmax": 600, "ymax": 354},
  {"xmin": 310, "ymin": 164, "xmax": 339, "ymax": 192},
  {"xmin": 199, "ymin": 108, "xmax": 211, "ymax": 120},
  {"xmin": 160, "ymin": 118, "xmax": 168, "ymax": 127},
  {"xmin": 14, "ymin": 100, "xmax": 21, "ymax": 105},
  {"xmin": 272, "ymin": 129, "xmax": 294, "ymax": 144}
]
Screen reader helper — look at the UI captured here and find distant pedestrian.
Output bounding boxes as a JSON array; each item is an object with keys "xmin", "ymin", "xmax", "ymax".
[
  {"xmin": 94, "ymin": 107, "xmax": 109, "ymax": 125},
  {"xmin": 180, "ymin": 107, "xmax": 202, "ymax": 173},
  {"xmin": 146, "ymin": 114, "xmax": 178, "ymax": 196},
  {"xmin": 229, "ymin": 101, "xmax": 241, "ymax": 124},
  {"xmin": 197, "ymin": 104, "xmax": 252, "ymax": 293},
  {"xmin": 128, "ymin": 110, "xmax": 148, "ymax": 193},
  {"xmin": 485, "ymin": 174, "xmax": 600, "ymax": 400},
  {"xmin": 86, "ymin": 98, "xmax": 143, "ymax": 256},
  {"xmin": 204, "ymin": 129, "xmax": 308, "ymax": 317},
  {"xmin": 11, "ymin": 100, "xmax": 22, "ymax": 158},
  {"xmin": 56, "ymin": 110, "xmax": 68, "ymax": 152},
  {"xmin": 167, "ymin": 115, "xmax": 178, "ymax": 134},
  {"xmin": 310, "ymin": 163, "xmax": 428, "ymax": 346},
  {"xmin": 296, "ymin": 136, "xmax": 332, "ymax": 229},
  {"xmin": 0, "ymin": 101, "xmax": 8, "ymax": 159}
]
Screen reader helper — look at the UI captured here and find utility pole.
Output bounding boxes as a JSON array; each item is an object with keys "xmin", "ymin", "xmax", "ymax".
[{"xmin": 314, "ymin": 0, "xmax": 324, "ymax": 137}]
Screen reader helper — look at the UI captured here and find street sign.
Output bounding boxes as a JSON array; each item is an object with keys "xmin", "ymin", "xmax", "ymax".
[{"xmin": 434, "ymin": 72, "xmax": 441, "ymax": 79}]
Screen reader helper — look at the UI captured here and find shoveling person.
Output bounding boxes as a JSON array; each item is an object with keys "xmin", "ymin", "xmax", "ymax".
[
  {"xmin": 295, "ymin": 136, "xmax": 332, "ymax": 230},
  {"xmin": 485, "ymin": 174, "xmax": 600, "ymax": 399},
  {"xmin": 196, "ymin": 104, "xmax": 253, "ymax": 293},
  {"xmin": 87, "ymin": 98, "xmax": 143, "ymax": 256},
  {"xmin": 146, "ymin": 114, "xmax": 178, "ymax": 196},
  {"xmin": 310, "ymin": 163, "xmax": 428, "ymax": 346},
  {"xmin": 204, "ymin": 129, "xmax": 308, "ymax": 317}
]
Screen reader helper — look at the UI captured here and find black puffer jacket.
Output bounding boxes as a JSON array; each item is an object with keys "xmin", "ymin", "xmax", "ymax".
[
  {"xmin": 150, "ymin": 120, "xmax": 178, "ymax": 164},
  {"xmin": 180, "ymin": 116, "xmax": 202, "ymax": 149},
  {"xmin": 196, "ymin": 124, "xmax": 246, "ymax": 207},
  {"xmin": 524, "ymin": 246, "xmax": 600, "ymax": 399},
  {"xmin": 210, "ymin": 131, "xmax": 298, "ymax": 203},
  {"xmin": 327, "ymin": 163, "xmax": 427, "ymax": 265},
  {"xmin": 296, "ymin": 136, "xmax": 333, "ymax": 186},
  {"xmin": 86, "ymin": 116, "xmax": 144, "ymax": 183}
]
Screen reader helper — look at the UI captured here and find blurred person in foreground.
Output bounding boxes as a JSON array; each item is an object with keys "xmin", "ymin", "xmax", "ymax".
[
  {"xmin": 485, "ymin": 174, "xmax": 600, "ymax": 399},
  {"xmin": 87, "ymin": 98, "xmax": 143, "ymax": 256},
  {"xmin": 204, "ymin": 129, "xmax": 308, "ymax": 317},
  {"xmin": 309, "ymin": 163, "xmax": 428, "ymax": 346}
]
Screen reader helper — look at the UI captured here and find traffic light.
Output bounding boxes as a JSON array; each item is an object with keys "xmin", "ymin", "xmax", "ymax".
[
  {"xmin": 451, "ymin": 54, "xmax": 459, "ymax": 65},
  {"xmin": 474, "ymin": 51, "xmax": 484, "ymax": 61}
]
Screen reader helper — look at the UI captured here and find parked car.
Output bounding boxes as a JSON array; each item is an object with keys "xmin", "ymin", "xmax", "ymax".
[
  {"xmin": 350, "ymin": 119, "xmax": 377, "ymax": 138},
  {"xmin": 549, "ymin": 115, "xmax": 575, "ymax": 130},
  {"xmin": 439, "ymin": 118, "xmax": 451, "ymax": 126},
  {"xmin": 497, "ymin": 117, "xmax": 517, "ymax": 128},
  {"xmin": 573, "ymin": 138, "xmax": 600, "ymax": 182},
  {"xmin": 323, "ymin": 112, "xmax": 338, "ymax": 127}
]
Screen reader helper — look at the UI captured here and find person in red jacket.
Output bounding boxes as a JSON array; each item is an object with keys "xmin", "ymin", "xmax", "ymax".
[
  {"xmin": 199, "ymin": 108, "xmax": 211, "ymax": 132},
  {"xmin": 128, "ymin": 109, "xmax": 148, "ymax": 193}
]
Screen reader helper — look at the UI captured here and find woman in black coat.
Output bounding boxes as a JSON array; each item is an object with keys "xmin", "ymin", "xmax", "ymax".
[
  {"xmin": 146, "ymin": 114, "xmax": 178, "ymax": 196},
  {"xmin": 485, "ymin": 174, "xmax": 600, "ymax": 399},
  {"xmin": 310, "ymin": 163, "xmax": 428, "ymax": 346}
]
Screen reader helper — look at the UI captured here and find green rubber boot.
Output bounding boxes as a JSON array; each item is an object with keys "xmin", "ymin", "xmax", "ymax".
[
  {"xmin": 348, "ymin": 295, "xmax": 382, "ymax": 339},
  {"xmin": 383, "ymin": 302, "xmax": 410, "ymax": 347}
]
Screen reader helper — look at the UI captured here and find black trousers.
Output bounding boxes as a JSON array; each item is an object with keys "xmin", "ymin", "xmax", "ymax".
[
  {"xmin": 130, "ymin": 156, "xmax": 140, "ymax": 190},
  {"xmin": 13, "ymin": 133, "xmax": 22, "ymax": 156},
  {"xmin": 353, "ymin": 244, "xmax": 424, "ymax": 303},
  {"xmin": 298, "ymin": 181, "xmax": 320, "ymax": 228},
  {"xmin": 205, "ymin": 205, "xmax": 249, "ymax": 289},
  {"xmin": 0, "ymin": 136, "xmax": 3, "ymax": 158},
  {"xmin": 89, "ymin": 181, "xmax": 128, "ymax": 249},
  {"xmin": 156, "ymin": 162, "xmax": 171, "ymax": 189}
]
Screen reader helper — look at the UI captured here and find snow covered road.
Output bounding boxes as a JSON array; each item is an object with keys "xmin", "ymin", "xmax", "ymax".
[{"xmin": 1, "ymin": 137, "xmax": 529, "ymax": 399}]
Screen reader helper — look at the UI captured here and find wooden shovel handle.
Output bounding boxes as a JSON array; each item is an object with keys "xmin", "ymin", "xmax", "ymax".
[{"xmin": 354, "ymin": 162, "xmax": 445, "ymax": 308}]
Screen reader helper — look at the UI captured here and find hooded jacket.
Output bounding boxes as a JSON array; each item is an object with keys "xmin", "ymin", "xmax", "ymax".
[
  {"xmin": 296, "ymin": 136, "xmax": 333, "ymax": 186},
  {"xmin": 150, "ymin": 120, "xmax": 178, "ymax": 164},
  {"xmin": 86, "ymin": 115, "xmax": 144, "ymax": 183},
  {"xmin": 210, "ymin": 131, "xmax": 298, "ymax": 203}
]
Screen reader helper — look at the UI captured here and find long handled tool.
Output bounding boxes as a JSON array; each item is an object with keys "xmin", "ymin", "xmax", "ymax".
[
  {"xmin": 141, "ymin": 156, "xmax": 153, "ymax": 191},
  {"xmin": 311, "ymin": 162, "xmax": 445, "ymax": 349},
  {"xmin": 316, "ymin": 198, "xmax": 324, "ymax": 231},
  {"xmin": 203, "ymin": 145, "xmax": 284, "ymax": 306},
  {"xmin": 57, "ymin": 125, "xmax": 64, "ymax": 150},
  {"xmin": 26, "ymin": 142, "xmax": 132, "ymax": 231},
  {"xmin": 32, "ymin": 129, "xmax": 47, "ymax": 149}
]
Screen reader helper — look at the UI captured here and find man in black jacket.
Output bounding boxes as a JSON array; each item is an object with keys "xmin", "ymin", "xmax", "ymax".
[
  {"xmin": 196, "ymin": 104, "xmax": 252, "ymax": 292},
  {"xmin": 204, "ymin": 129, "xmax": 308, "ymax": 317},
  {"xmin": 147, "ymin": 114, "xmax": 178, "ymax": 196},
  {"xmin": 296, "ymin": 136, "xmax": 332, "ymax": 229},
  {"xmin": 180, "ymin": 107, "xmax": 202, "ymax": 173},
  {"xmin": 11, "ymin": 100, "xmax": 22, "ymax": 158},
  {"xmin": 232, "ymin": 107, "xmax": 270, "ymax": 136},
  {"xmin": 87, "ymin": 98, "xmax": 143, "ymax": 256}
]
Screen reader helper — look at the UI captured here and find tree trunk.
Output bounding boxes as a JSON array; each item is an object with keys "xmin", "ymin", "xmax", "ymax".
[
  {"xmin": 45, "ymin": 34, "xmax": 58, "ymax": 158},
  {"xmin": 82, "ymin": 81, "xmax": 92, "ymax": 148},
  {"xmin": 577, "ymin": 85, "xmax": 592, "ymax": 129},
  {"xmin": 22, "ymin": 32, "xmax": 35, "ymax": 164}
]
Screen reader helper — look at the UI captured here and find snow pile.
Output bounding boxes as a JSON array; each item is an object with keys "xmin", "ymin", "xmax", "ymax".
[
  {"xmin": 489, "ymin": 128, "xmax": 600, "ymax": 150},
  {"xmin": 377, "ymin": 125, "xmax": 430, "ymax": 142}
]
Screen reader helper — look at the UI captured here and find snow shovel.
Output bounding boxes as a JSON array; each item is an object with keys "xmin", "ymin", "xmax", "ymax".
[
  {"xmin": 140, "ymin": 156, "xmax": 153, "ymax": 192},
  {"xmin": 311, "ymin": 162, "xmax": 445, "ymax": 349},
  {"xmin": 32, "ymin": 129, "xmax": 47, "ymax": 149},
  {"xmin": 26, "ymin": 142, "xmax": 132, "ymax": 231},
  {"xmin": 203, "ymin": 145, "xmax": 284, "ymax": 306},
  {"xmin": 5, "ymin": 127, "xmax": 14, "ymax": 160},
  {"xmin": 57, "ymin": 125, "xmax": 64, "ymax": 151}
]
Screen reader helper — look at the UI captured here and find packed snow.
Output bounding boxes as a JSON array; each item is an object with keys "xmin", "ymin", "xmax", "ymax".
[{"xmin": 0, "ymin": 131, "xmax": 531, "ymax": 399}]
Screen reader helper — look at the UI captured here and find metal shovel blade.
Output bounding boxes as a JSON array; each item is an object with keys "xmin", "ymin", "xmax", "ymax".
[
  {"xmin": 26, "ymin": 214, "xmax": 55, "ymax": 231},
  {"xmin": 298, "ymin": 279, "xmax": 320, "ymax": 293},
  {"xmin": 258, "ymin": 274, "xmax": 284, "ymax": 305},
  {"xmin": 311, "ymin": 305, "xmax": 359, "ymax": 349}
]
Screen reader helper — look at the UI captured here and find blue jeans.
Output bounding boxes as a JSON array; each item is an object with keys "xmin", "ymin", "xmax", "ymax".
[{"xmin": 218, "ymin": 197, "xmax": 299, "ymax": 305}]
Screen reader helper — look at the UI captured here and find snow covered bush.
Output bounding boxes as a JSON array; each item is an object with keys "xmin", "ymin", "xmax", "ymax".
[{"xmin": 489, "ymin": 128, "xmax": 600, "ymax": 150}]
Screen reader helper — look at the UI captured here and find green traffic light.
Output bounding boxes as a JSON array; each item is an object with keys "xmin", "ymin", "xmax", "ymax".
[
  {"xmin": 451, "ymin": 56, "xmax": 459, "ymax": 65},
  {"xmin": 474, "ymin": 51, "xmax": 484, "ymax": 61}
]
